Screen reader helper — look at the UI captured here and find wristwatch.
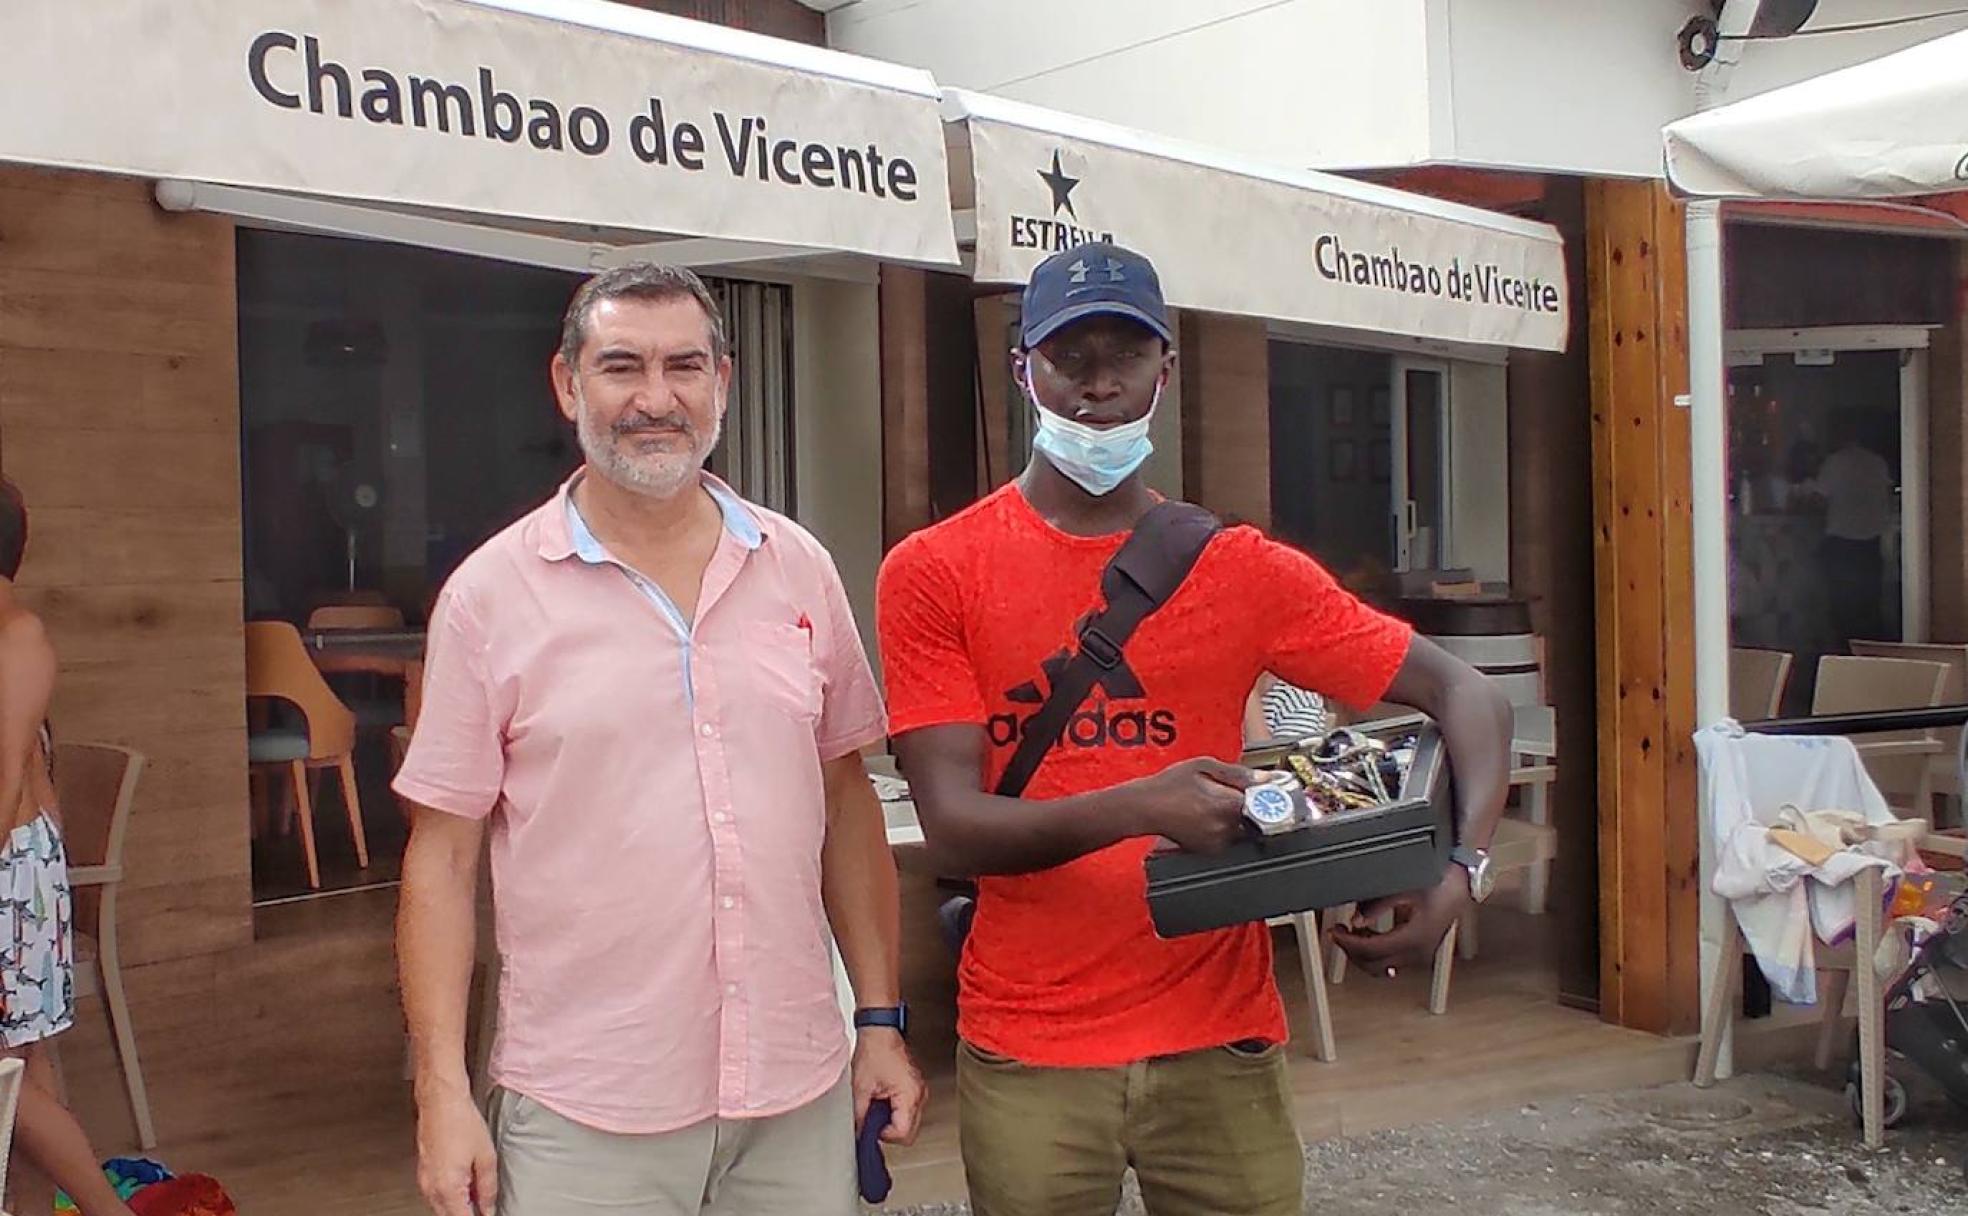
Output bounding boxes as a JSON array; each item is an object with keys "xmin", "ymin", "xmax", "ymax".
[
  {"xmin": 1450, "ymin": 844, "xmax": 1496, "ymax": 903},
  {"xmin": 1243, "ymin": 781, "xmax": 1302, "ymax": 836},
  {"xmin": 853, "ymin": 1003, "xmax": 909, "ymax": 1039}
]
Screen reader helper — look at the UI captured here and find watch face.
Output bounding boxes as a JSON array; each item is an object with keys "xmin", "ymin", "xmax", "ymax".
[
  {"xmin": 1244, "ymin": 783, "xmax": 1299, "ymax": 835},
  {"xmin": 1468, "ymin": 856, "xmax": 1496, "ymax": 902}
]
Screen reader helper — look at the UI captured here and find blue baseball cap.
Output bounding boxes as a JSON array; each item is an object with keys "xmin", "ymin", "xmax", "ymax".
[{"xmin": 1020, "ymin": 241, "xmax": 1172, "ymax": 349}]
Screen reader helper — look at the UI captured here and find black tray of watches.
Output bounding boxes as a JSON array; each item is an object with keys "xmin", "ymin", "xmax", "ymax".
[{"xmin": 1144, "ymin": 716, "xmax": 1454, "ymax": 938}]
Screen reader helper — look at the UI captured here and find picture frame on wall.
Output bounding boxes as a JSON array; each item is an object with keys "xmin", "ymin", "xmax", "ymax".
[
  {"xmin": 1369, "ymin": 438, "xmax": 1391, "ymax": 483},
  {"xmin": 1330, "ymin": 439, "xmax": 1359, "ymax": 482},
  {"xmin": 1369, "ymin": 386, "xmax": 1391, "ymax": 427},
  {"xmin": 1329, "ymin": 386, "xmax": 1356, "ymax": 427}
]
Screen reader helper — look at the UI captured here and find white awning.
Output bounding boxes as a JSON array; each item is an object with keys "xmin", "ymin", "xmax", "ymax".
[
  {"xmin": 1664, "ymin": 29, "xmax": 1968, "ymax": 201},
  {"xmin": 943, "ymin": 90, "xmax": 1569, "ymax": 353},
  {"xmin": 0, "ymin": 0, "xmax": 959, "ymax": 266}
]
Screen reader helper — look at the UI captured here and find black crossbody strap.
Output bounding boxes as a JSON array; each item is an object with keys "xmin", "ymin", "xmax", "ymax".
[{"xmin": 994, "ymin": 501, "xmax": 1221, "ymax": 799}]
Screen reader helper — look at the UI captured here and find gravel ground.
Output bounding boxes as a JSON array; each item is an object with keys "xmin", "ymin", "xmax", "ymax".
[{"xmin": 892, "ymin": 1071, "xmax": 1968, "ymax": 1215}]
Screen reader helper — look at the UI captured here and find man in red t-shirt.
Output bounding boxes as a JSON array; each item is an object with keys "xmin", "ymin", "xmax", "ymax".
[{"xmin": 876, "ymin": 241, "xmax": 1513, "ymax": 1216}]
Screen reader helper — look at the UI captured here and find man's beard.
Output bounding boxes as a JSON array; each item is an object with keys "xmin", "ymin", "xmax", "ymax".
[{"xmin": 575, "ymin": 386, "xmax": 723, "ymax": 499}]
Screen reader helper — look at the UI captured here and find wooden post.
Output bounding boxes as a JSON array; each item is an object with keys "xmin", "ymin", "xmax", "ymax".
[
  {"xmin": 1585, "ymin": 179, "xmax": 1701, "ymax": 1035},
  {"xmin": 1928, "ymin": 244, "xmax": 1968, "ymax": 641},
  {"xmin": 879, "ymin": 266, "xmax": 933, "ymax": 549}
]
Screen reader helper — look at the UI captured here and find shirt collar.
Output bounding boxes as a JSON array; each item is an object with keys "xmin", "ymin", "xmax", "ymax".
[{"xmin": 537, "ymin": 469, "xmax": 764, "ymax": 564}]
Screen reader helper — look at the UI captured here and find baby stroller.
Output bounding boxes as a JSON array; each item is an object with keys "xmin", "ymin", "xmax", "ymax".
[{"xmin": 1848, "ymin": 883, "xmax": 1968, "ymax": 1178}]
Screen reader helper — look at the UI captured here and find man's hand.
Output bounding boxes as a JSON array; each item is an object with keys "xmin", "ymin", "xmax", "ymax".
[
  {"xmin": 852, "ymin": 1030, "xmax": 927, "ymax": 1145},
  {"xmin": 416, "ymin": 1084, "xmax": 498, "ymax": 1216},
  {"xmin": 1130, "ymin": 757, "xmax": 1262, "ymax": 854},
  {"xmin": 1330, "ymin": 867, "xmax": 1472, "ymax": 977}
]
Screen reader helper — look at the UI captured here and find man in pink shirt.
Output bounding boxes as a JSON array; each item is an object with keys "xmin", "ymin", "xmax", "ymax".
[{"xmin": 395, "ymin": 263, "xmax": 922, "ymax": 1216}]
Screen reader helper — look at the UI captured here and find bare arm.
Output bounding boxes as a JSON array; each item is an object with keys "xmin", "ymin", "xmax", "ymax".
[
  {"xmin": 0, "ymin": 615, "xmax": 56, "ymax": 826},
  {"xmin": 893, "ymin": 724, "xmax": 1255, "ymax": 878},
  {"xmin": 398, "ymin": 806, "xmax": 484, "ymax": 1099},
  {"xmin": 1381, "ymin": 635, "xmax": 1514, "ymax": 852},
  {"xmin": 820, "ymin": 750, "xmax": 926, "ymax": 1143},
  {"xmin": 397, "ymin": 804, "xmax": 496, "ymax": 1216}
]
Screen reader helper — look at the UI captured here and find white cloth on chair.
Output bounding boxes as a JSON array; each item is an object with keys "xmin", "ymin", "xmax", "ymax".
[{"xmin": 1697, "ymin": 722, "xmax": 1909, "ymax": 1004}]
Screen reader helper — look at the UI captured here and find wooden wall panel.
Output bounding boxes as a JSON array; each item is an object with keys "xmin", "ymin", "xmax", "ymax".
[
  {"xmin": 0, "ymin": 165, "xmax": 252, "ymax": 965},
  {"xmin": 1584, "ymin": 178, "xmax": 1700, "ymax": 1036},
  {"xmin": 1506, "ymin": 176, "xmax": 1601, "ymax": 1012},
  {"xmin": 1179, "ymin": 311, "xmax": 1271, "ymax": 529}
]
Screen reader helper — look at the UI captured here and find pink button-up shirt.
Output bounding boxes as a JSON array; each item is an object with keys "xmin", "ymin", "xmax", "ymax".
[{"xmin": 393, "ymin": 472, "xmax": 887, "ymax": 1134}]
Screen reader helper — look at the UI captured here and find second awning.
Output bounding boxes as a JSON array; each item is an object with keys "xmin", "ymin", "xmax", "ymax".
[{"xmin": 945, "ymin": 90, "xmax": 1569, "ymax": 352}]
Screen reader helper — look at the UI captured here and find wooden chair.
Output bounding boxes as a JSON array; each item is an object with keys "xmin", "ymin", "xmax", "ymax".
[
  {"xmin": 52, "ymin": 742, "xmax": 157, "ymax": 1149},
  {"xmin": 305, "ymin": 604, "xmax": 406, "ymax": 632},
  {"xmin": 1851, "ymin": 641, "xmax": 1968, "ymax": 822},
  {"xmin": 1813, "ymin": 656, "xmax": 1950, "ymax": 817},
  {"xmin": 307, "ymin": 588, "xmax": 392, "ymax": 614},
  {"xmin": 245, "ymin": 621, "xmax": 370, "ymax": 889},
  {"xmin": 1729, "ymin": 647, "xmax": 1794, "ymax": 722},
  {"xmin": 306, "ymin": 606, "xmax": 411, "ymax": 731}
]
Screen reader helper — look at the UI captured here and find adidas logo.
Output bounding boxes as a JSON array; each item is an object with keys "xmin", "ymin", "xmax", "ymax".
[{"xmin": 987, "ymin": 646, "xmax": 1178, "ymax": 750}]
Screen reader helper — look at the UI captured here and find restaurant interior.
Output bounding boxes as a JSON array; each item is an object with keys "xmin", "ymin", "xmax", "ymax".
[{"xmin": 235, "ymin": 228, "xmax": 797, "ymax": 902}]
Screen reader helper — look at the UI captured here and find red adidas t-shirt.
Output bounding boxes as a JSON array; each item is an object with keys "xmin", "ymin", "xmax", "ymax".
[{"xmin": 875, "ymin": 484, "xmax": 1413, "ymax": 1067}]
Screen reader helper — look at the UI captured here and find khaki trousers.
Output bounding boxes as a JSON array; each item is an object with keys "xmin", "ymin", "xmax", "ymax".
[
  {"xmin": 957, "ymin": 1039, "xmax": 1305, "ymax": 1216},
  {"xmin": 491, "ymin": 1073, "xmax": 856, "ymax": 1216}
]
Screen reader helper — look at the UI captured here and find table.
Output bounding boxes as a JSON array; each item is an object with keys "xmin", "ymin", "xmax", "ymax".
[
  {"xmin": 304, "ymin": 628, "xmax": 424, "ymax": 666},
  {"xmin": 303, "ymin": 628, "xmax": 426, "ymax": 724}
]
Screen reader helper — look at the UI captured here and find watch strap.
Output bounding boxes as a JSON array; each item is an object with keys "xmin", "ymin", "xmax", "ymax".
[{"xmin": 853, "ymin": 1004, "xmax": 908, "ymax": 1037}]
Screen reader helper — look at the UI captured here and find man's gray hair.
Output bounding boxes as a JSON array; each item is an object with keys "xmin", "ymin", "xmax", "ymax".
[{"xmin": 559, "ymin": 262, "xmax": 728, "ymax": 365}]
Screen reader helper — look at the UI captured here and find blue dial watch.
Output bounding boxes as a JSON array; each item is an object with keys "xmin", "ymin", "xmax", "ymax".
[{"xmin": 853, "ymin": 1003, "xmax": 909, "ymax": 1039}]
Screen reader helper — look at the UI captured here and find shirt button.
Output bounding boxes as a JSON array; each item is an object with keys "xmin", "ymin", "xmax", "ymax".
[
  {"xmin": 726, "ymin": 982, "xmax": 739, "ymax": 996},
  {"xmin": 700, "ymin": 723, "xmax": 716, "ymax": 738},
  {"xmin": 713, "ymin": 812, "xmax": 729, "ymax": 825},
  {"xmin": 721, "ymin": 896, "xmax": 736, "ymax": 910}
]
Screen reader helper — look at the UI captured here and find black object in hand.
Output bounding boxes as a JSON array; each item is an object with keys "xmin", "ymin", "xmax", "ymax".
[{"xmin": 858, "ymin": 1097, "xmax": 894, "ymax": 1203}]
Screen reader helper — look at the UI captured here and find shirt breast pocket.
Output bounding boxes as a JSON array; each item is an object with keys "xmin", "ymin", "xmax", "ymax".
[{"xmin": 741, "ymin": 622, "xmax": 823, "ymax": 724}]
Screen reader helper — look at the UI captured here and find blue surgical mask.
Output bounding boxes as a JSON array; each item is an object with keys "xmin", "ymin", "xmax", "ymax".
[{"xmin": 1026, "ymin": 365, "xmax": 1161, "ymax": 496}]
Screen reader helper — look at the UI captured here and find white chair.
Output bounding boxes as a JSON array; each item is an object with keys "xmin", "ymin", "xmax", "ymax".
[
  {"xmin": 1691, "ymin": 723, "xmax": 1968, "ymax": 1150},
  {"xmin": 1431, "ymin": 632, "xmax": 1558, "ymax": 914},
  {"xmin": 0, "ymin": 1055, "xmax": 24, "ymax": 1209},
  {"xmin": 1247, "ymin": 708, "xmax": 1492, "ymax": 1060},
  {"xmin": 1327, "ymin": 637, "xmax": 1559, "ymax": 986},
  {"xmin": 54, "ymin": 742, "xmax": 156, "ymax": 1150},
  {"xmin": 1696, "ymin": 824, "xmax": 1963, "ymax": 1149}
]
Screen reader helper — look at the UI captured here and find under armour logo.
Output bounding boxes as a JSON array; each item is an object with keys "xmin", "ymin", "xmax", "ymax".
[{"xmin": 1066, "ymin": 258, "xmax": 1126, "ymax": 287}]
